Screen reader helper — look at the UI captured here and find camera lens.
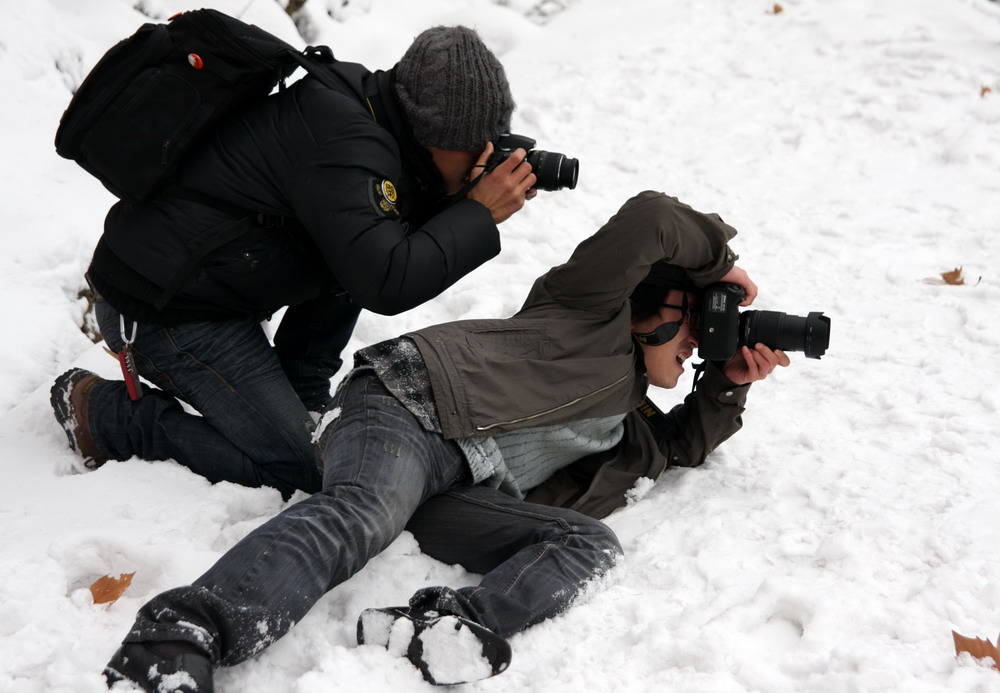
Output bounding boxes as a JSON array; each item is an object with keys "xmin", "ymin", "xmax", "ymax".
[
  {"xmin": 525, "ymin": 150, "xmax": 579, "ymax": 191},
  {"xmin": 739, "ymin": 310, "xmax": 831, "ymax": 359}
]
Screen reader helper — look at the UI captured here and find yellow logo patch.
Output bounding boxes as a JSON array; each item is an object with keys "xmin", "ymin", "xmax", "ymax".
[
  {"xmin": 381, "ymin": 180, "xmax": 397, "ymax": 204},
  {"xmin": 369, "ymin": 178, "xmax": 400, "ymax": 217}
]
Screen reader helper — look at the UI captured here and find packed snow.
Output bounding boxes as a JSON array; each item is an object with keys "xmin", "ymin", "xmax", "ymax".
[{"xmin": 1, "ymin": 0, "xmax": 1000, "ymax": 691}]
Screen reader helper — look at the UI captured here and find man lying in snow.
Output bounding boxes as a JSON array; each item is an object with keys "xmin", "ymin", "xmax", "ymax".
[{"xmin": 102, "ymin": 191, "xmax": 791, "ymax": 690}]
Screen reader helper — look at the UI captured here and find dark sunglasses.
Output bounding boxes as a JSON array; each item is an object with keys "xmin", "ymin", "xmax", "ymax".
[{"xmin": 633, "ymin": 295, "xmax": 700, "ymax": 347}]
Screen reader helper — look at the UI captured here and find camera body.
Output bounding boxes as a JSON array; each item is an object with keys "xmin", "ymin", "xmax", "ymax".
[
  {"xmin": 699, "ymin": 283, "xmax": 746, "ymax": 361},
  {"xmin": 698, "ymin": 283, "xmax": 831, "ymax": 361},
  {"xmin": 485, "ymin": 133, "xmax": 579, "ymax": 191}
]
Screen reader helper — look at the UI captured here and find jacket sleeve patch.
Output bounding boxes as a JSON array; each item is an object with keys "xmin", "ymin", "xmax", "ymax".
[{"xmin": 368, "ymin": 178, "xmax": 400, "ymax": 217}]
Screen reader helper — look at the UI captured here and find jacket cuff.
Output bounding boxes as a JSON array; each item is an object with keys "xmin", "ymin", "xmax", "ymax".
[{"xmin": 696, "ymin": 361, "xmax": 750, "ymax": 406}]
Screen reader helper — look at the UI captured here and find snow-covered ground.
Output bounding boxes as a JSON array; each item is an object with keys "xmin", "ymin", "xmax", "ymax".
[{"xmin": 2, "ymin": 0, "xmax": 1000, "ymax": 691}]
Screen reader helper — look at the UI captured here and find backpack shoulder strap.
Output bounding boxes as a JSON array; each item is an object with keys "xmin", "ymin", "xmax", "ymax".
[{"xmin": 289, "ymin": 46, "xmax": 347, "ymax": 90}]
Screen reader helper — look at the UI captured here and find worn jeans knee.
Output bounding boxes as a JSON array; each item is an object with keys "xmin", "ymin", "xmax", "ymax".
[
  {"xmin": 406, "ymin": 487, "xmax": 623, "ymax": 638},
  {"xmin": 90, "ymin": 301, "xmax": 320, "ymax": 494}
]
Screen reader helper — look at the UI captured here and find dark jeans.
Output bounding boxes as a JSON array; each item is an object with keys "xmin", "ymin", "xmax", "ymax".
[
  {"xmin": 121, "ymin": 373, "xmax": 622, "ymax": 666},
  {"xmin": 86, "ymin": 297, "xmax": 361, "ymax": 496},
  {"xmin": 405, "ymin": 487, "xmax": 624, "ymax": 638}
]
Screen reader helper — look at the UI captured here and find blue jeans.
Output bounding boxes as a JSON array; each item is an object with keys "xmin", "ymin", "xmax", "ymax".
[
  {"xmin": 121, "ymin": 373, "xmax": 622, "ymax": 665},
  {"xmin": 88, "ymin": 300, "xmax": 333, "ymax": 496}
]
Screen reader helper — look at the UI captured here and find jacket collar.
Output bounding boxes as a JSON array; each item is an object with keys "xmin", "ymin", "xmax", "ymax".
[{"xmin": 364, "ymin": 68, "xmax": 444, "ymax": 199}]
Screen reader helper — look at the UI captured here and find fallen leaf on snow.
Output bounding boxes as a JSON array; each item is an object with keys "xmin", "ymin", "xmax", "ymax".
[
  {"xmin": 953, "ymin": 631, "xmax": 1000, "ymax": 669},
  {"xmin": 90, "ymin": 572, "xmax": 135, "ymax": 605},
  {"xmin": 941, "ymin": 267, "xmax": 965, "ymax": 285},
  {"xmin": 922, "ymin": 267, "xmax": 981, "ymax": 286}
]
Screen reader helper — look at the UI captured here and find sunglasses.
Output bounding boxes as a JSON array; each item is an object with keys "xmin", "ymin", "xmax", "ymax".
[{"xmin": 633, "ymin": 295, "xmax": 700, "ymax": 347}]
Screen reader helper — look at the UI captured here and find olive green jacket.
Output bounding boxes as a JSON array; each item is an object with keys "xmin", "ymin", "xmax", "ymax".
[{"xmin": 408, "ymin": 190, "xmax": 749, "ymax": 518}]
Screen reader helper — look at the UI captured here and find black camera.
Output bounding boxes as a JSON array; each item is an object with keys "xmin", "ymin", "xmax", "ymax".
[
  {"xmin": 698, "ymin": 283, "xmax": 831, "ymax": 360},
  {"xmin": 485, "ymin": 133, "xmax": 579, "ymax": 191}
]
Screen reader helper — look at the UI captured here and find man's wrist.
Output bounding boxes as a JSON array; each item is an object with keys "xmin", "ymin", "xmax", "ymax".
[{"xmin": 696, "ymin": 360, "xmax": 750, "ymax": 406}]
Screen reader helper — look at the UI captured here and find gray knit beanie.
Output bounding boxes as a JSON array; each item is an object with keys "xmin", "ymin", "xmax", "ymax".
[{"xmin": 394, "ymin": 26, "xmax": 515, "ymax": 151}]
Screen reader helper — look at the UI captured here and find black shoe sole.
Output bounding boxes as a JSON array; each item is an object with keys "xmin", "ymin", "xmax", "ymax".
[{"xmin": 358, "ymin": 607, "xmax": 512, "ymax": 686}]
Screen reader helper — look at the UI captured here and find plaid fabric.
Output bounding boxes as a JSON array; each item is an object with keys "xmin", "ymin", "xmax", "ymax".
[
  {"xmin": 352, "ymin": 337, "xmax": 505, "ymax": 484},
  {"xmin": 353, "ymin": 337, "xmax": 440, "ymax": 432},
  {"xmin": 350, "ymin": 337, "xmax": 624, "ymax": 494}
]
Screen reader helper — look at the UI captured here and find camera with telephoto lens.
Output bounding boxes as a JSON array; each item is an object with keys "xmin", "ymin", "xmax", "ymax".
[
  {"xmin": 698, "ymin": 283, "xmax": 831, "ymax": 361},
  {"xmin": 485, "ymin": 133, "xmax": 579, "ymax": 191}
]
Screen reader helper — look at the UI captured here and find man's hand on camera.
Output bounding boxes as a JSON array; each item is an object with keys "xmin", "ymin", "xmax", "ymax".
[
  {"xmin": 466, "ymin": 142, "xmax": 537, "ymax": 223},
  {"xmin": 722, "ymin": 344, "xmax": 791, "ymax": 385},
  {"xmin": 718, "ymin": 265, "xmax": 758, "ymax": 306}
]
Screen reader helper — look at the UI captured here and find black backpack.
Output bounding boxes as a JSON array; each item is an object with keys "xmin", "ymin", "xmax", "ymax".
[{"xmin": 55, "ymin": 8, "xmax": 340, "ymax": 203}]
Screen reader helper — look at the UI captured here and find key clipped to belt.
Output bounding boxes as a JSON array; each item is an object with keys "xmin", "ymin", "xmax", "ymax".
[{"xmin": 118, "ymin": 315, "xmax": 143, "ymax": 401}]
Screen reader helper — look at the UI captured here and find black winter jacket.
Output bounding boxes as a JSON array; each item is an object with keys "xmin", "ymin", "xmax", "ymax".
[{"xmin": 87, "ymin": 62, "xmax": 501, "ymax": 325}]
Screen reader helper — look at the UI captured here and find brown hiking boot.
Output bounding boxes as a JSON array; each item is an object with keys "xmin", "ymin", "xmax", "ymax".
[{"xmin": 50, "ymin": 368, "xmax": 108, "ymax": 469}]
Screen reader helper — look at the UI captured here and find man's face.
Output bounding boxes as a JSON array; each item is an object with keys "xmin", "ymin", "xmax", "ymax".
[
  {"xmin": 426, "ymin": 147, "xmax": 479, "ymax": 195},
  {"xmin": 631, "ymin": 289, "xmax": 700, "ymax": 389}
]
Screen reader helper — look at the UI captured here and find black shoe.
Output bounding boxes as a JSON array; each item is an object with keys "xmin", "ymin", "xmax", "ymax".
[
  {"xmin": 50, "ymin": 367, "xmax": 108, "ymax": 469},
  {"xmin": 103, "ymin": 642, "xmax": 214, "ymax": 692},
  {"xmin": 358, "ymin": 606, "xmax": 511, "ymax": 686}
]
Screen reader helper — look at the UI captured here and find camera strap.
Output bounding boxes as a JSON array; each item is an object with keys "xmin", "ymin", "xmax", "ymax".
[
  {"xmin": 691, "ymin": 361, "xmax": 708, "ymax": 393},
  {"xmin": 455, "ymin": 171, "xmax": 485, "ymax": 200},
  {"xmin": 635, "ymin": 396, "xmax": 685, "ymax": 441},
  {"xmin": 632, "ymin": 321, "xmax": 682, "ymax": 347},
  {"xmin": 635, "ymin": 396, "xmax": 669, "ymax": 431}
]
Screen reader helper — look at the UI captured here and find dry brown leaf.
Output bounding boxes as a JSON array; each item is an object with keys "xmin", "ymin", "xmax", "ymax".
[
  {"xmin": 941, "ymin": 267, "xmax": 965, "ymax": 285},
  {"xmin": 953, "ymin": 630, "xmax": 1000, "ymax": 669},
  {"xmin": 921, "ymin": 266, "xmax": 982, "ymax": 286},
  {"xmin": 90, "ymin": 572, "xmax": 135, "ymax": 605},
  {"xmin": 982, "ymin": 85, "xmax": 993, "ymax": 98},
  {"xmin": 769, "ymin": 3, "xmax": 784, "ymax": 14}
]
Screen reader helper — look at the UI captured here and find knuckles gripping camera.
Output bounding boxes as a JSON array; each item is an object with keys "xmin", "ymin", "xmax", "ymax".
[
  {"xmin": 698, "ymin": 283, "xmax": 831, "ymax": 361},
  {"xmin": 485, "ymin": 133, "xmax": 579, "ymax": 191}
]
